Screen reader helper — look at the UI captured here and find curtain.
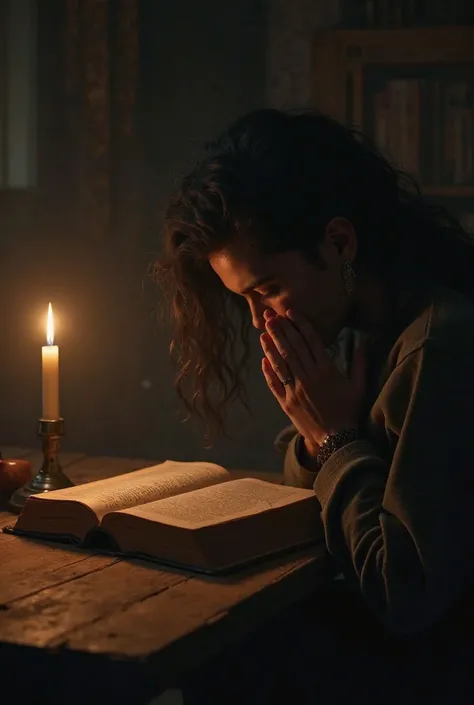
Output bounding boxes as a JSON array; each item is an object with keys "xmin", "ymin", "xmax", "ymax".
[{"xmin": 61, "ymin": 0, "xmax": 141, "ymax": 242}]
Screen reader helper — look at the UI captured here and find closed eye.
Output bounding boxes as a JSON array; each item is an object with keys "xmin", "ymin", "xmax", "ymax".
[{"xmin": 259, "ymin": 285, "xmax": 281, "ymax": 302}]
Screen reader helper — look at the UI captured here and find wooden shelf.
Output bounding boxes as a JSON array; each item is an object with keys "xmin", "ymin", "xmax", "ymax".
[
  {"xmin": 312, "ymin": 26, "xmax": 474, "ymax": 128},
  {"xmin": 312, "ymin": 27, "xmax": 474, "ymax": 214}
]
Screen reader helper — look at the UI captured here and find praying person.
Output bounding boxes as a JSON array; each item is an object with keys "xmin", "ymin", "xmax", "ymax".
[{"xmin": 156, "ymin": 109, "xmax": 474, "ymax": 704}]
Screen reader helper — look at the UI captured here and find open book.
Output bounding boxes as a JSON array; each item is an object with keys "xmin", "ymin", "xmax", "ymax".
[{"xmin": 8, "ymin": 461, "xmax": 321, "ymax": 573}]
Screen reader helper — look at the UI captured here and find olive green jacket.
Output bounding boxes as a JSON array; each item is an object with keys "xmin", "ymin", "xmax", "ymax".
[{"xmin": 277, "ymin": 287, "xmax": 474, "ymax": 635}]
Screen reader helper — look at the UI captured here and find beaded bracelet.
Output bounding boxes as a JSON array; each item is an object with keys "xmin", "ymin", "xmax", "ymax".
[{"xmin": 315, "ymin": 428, "xmax": 358, "ymax": 468}]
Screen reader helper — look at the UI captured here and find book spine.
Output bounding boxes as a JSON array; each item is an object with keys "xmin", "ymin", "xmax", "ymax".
[
  {"xmin": 387, "ymin": 80, "xmax": 404, "ymax": 170},
  {"xmin": 392, "ymin": 0, "xmax": 404, "ymax": 27},
  {"xmin": 432, "ymin": 0, "xmax": 445, "ymax": 24},
  {"xmin": 468, "ymin": 88, "xmax": 474, "ymax": 184},
  {"xmin": 405, "ymin": 79, "xmax": 420, "ymax": 178},
  {"xmin": 463, "ymin": 84, "xmax": 474, "ymax": 184},
  {"xmin": 378, "ymin": 0, "xmax": 390, "ymax": 26},
  {"xmin": 398, "ymin": 80, "xmax": 409, "ymax": 172},
  {"xmin": 462, "ymin": 100, "xmax": 473, "ymax": 184},
  {"xmin": 453, "ymin": 83, "xmax": 467, "ymax": 184},
  {"xmin": 405, "ymin": 0, "xmax": 417, "ymax": 25},
  {"xmin": 374, "ymin": 88, "xmax": 390, "ymax": 155},
  {"xmin": 365, "ymin": 0, "xmax": 376, "ymax": 26},
  {"xmin": 444, "ymin": 82, "xmax": 456, "ymax": 185},
  {"xmin": 431, "ymin": 79, "xmax": 442, "ymax": 187}
]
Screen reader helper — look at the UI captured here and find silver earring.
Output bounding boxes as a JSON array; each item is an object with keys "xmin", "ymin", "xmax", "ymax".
[{"xmin": 342, "ymin": 260, "xmax": 356, "ymax": 296}]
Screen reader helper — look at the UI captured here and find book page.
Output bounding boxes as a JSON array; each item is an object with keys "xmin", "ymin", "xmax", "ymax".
[
  {"xmin": 119, "ymin": 478, "xmax": 314, "ymax": 528},
  {"xmin": 37, "ymin": 461, "xmax": 229, "ymax": 519}
]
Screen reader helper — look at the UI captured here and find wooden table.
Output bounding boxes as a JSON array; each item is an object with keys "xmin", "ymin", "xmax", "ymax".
[{"xmin": 0, "ymin": 448, "xmax": 329, "ymax": 705}]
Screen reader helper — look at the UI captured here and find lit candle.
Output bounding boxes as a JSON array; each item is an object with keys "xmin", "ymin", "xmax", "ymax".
[{"xmin": 42, "ymin": 303, "xmax": 60, "ymax": 420}]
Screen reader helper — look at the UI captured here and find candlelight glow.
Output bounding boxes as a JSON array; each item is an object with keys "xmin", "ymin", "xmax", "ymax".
[
  {"xmin": 46, "ymin": 303, "xmax": 55, "ymax": 346},
  {"xmin": 42, "ymin": 302, "xmax": 59, "ymax": 419}
]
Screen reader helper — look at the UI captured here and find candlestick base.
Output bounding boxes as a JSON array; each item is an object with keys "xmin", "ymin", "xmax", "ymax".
[{"xmin": 9, "ymin": 418, "xmax": 74, "ymax": 512}]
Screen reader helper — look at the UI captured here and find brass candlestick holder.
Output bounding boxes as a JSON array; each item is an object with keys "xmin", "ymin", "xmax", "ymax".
[{"xmin": 9, "ymin": 418, "xmax": 74, "ymax": 512}]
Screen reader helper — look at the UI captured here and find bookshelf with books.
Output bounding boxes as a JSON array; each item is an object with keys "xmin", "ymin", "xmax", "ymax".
[
  {"xmin": 341, "ymin": 1, "xmax": 474, "ymax": 29},
  {"xmin": 312, "ymin": 27, "xmax": 474, "ymax": 231}
]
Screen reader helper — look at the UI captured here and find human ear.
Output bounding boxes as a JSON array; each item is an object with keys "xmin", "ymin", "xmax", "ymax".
[{"xmin": 324, "ymin": 217, "xmax": 358, "ymax": 262}]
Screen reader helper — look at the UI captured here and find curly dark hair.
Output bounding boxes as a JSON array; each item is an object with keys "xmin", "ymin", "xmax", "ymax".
[{"xmin": 154, "ymin": 108, "xmax": 474, "ymax": 442}]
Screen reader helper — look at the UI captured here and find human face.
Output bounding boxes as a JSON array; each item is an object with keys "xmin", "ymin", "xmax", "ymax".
[{"xmin": 209, "ymin": 219, "xmax": 357, "ymax": 346}]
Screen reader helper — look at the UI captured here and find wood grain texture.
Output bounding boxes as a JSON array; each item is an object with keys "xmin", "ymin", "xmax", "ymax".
[
  {"xmin": 0, "ymin": 541, "xmax": 118, "ymax": 603},
  {"xmin": 0, "ymin": 558, "xmax": 188, "ymax": 645},
  {"xmin": 0, "ymin": 449, "xmax": 327, "ymax": 698},
  {"xmin": 66, "ymin": 549, "xmax": 327, "ymax": 665}
]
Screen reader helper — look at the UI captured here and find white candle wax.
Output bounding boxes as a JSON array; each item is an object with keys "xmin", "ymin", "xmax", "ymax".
[{"xmin": 42, "ymin": 303, "xmax": 60, "ymax": 419}]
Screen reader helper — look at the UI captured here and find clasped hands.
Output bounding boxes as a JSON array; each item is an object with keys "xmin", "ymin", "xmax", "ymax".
[{"xmin": 260, "ymin": 309, "xmax": 365, "ymax": 457}]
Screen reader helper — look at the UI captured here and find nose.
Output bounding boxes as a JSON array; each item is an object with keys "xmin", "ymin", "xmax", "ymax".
[{"xmin": 248, "ymin": 298, "xmax": 266, "ymax": 330}]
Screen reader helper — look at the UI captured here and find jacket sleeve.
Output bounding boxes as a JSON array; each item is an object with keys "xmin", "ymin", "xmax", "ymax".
[
  {"xmin": 314, "ymin": 341, "xmax": 474, "ymax": 634},
  {"xmin": 275, "ymin": 328, "xmax": 360, "ymax": 490},
  {"xmin": 275, "ymin": 425, "xmax": 319, "ymax": 489}
]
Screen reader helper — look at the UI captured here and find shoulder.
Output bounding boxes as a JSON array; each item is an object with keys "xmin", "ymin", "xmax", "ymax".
[
  {"xmin": 374, "ymin": 288, "xmax": 474, "ymax": 438},
  {"xmin": 391, "ymin": 286, "xmax": 474, "ymax": 367}
]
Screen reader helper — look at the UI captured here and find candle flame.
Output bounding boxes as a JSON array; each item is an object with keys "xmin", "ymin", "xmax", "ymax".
[{"xmin": 46, "ymin": 303, "xmax": 55, "ymax": 345}]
